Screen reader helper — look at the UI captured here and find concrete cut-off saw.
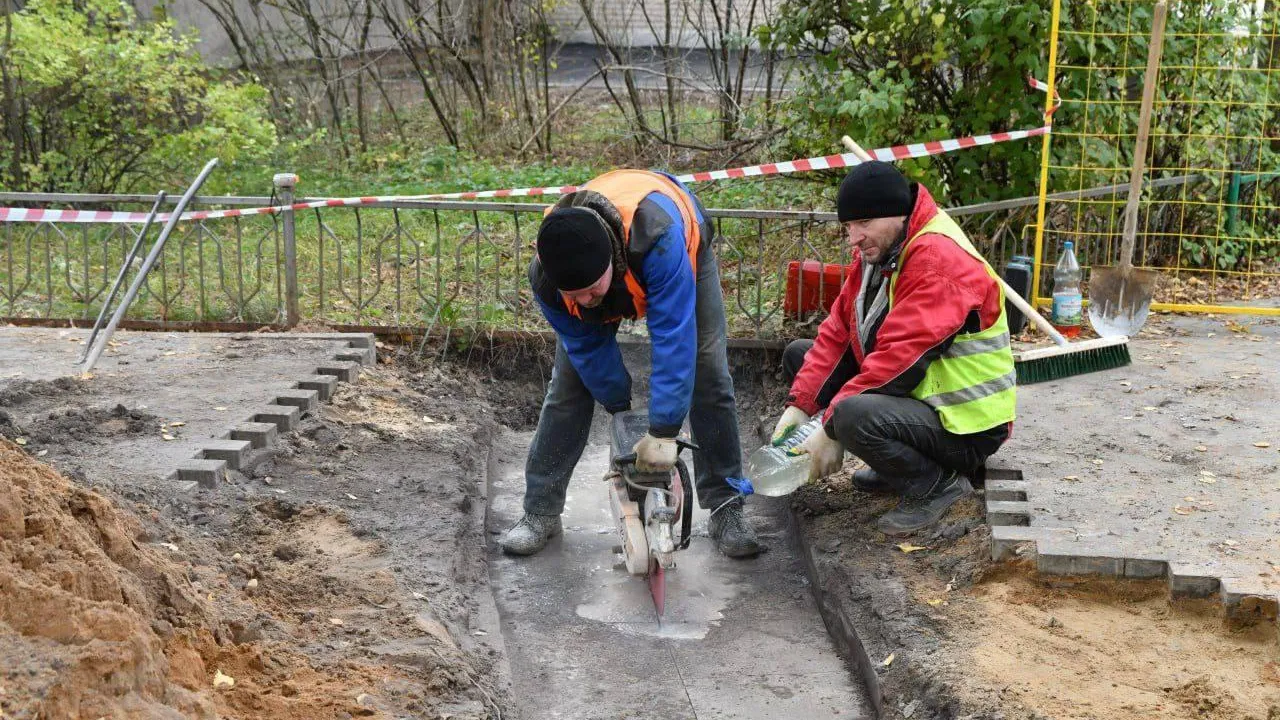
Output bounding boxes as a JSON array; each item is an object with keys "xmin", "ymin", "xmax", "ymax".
[{"xmin": 605, "ymin": 409, "xmax": 695, "ymax": 617}]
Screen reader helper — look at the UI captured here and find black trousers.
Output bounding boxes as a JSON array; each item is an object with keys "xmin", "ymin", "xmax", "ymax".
[{"xmin": 783, "ymin": 340, "xmax": 1006, "ymax": 497}]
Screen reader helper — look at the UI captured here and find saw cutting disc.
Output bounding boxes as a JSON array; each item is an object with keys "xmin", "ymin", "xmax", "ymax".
[{"xmin": 648, "ymin": 558, "xmax": 666, "ymax": 618}]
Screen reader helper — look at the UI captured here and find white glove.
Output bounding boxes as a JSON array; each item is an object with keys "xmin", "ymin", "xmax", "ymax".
[
  {"xmin": 789, "ymin": 425, "xmax": 845, "ymax": 481},
  {"xmin": 771, "ymin": 406, "xmax": 811, "ymax": 446},
  {"xmin": 633, "ymin": 433, "xmax": 678, "ymax": 473}
]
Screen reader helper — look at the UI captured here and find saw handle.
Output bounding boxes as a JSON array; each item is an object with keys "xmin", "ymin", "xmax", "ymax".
[
  {"xmin": 839, "ymin": 136, "xmax": 1070, "ymax": 347},
  {"xmin": 612, "ymin": 439, "xmax": 701, "ymax": 468}
]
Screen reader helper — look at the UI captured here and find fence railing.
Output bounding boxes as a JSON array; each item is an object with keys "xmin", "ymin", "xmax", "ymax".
[{"xmin": 2, "ymin": 178, "xmax": 1071, "ymax": 339}]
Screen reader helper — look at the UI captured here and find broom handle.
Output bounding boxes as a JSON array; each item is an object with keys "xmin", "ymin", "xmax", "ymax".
[
  {"xmin": 1118, "ymin": 0, "xmax": 1168, "ymax": 272},
  {"xmin": 840, "ymin": 136, "xmax": 1070, "ymax": 347}
]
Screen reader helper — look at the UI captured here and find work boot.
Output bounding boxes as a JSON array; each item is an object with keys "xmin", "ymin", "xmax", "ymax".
[
  {"xmin": 851, "ymin": 467, "xmax": 897, "ymax": 494},
  {"xmin": 708, "ymin": 501, "xmax": 762, "ymax": 558},
  {"xmin": 876, "ymin": 470, "xmax": 973, "ymax": 536},
  {"xmin": 499, "ymin": 513, "xmax": 562, "ymax": 556}
]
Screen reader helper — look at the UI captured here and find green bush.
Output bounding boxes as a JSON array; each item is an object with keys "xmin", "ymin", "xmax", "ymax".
[
  {"xmin": 0, "ymin": 0, "xmax": 276, "ymax": 193},
  {"xmin": 766, "ymin": 0, "xmax": 1052, "ymax": 205}
]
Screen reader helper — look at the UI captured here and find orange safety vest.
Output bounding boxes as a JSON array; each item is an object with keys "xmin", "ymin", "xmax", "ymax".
[{"xmin": 543, "ymin": 169, "xmax": 702, "ymax": 319}]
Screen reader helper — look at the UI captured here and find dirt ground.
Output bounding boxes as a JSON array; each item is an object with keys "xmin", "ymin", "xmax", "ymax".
[
  {"xmin": 794, "ymin": 477, "xmax": 1280, "ymax": 720},
  {"xmin": 790, "ymin": 313, "xmax": 1280, "ymax": 720},
  {"xmin": 0, "ymin": 339, "xmax": 555, "ymax": 719},
  {"xmin": 4, "ymin": 317, "xmax": 1279, "ymax": 720},
  {"xmin": 0, "ymin": 438, "xmax": 437, "ymax": 719}
]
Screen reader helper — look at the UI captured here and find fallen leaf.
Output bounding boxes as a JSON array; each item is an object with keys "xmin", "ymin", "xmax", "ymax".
[
  {"xmin": 213, "ymin": 670, "xmax": 235, "ymax": 689},
  {"xmin": 169, "ymin": 421, "xmax": 186, "ymax": 427},
  {"xmin": 1195, "ymin": 446, "xmax": 1207, "ymax": 452},
  {"xmin": 79, "ymin": 372, "xmax": 94, "ymax": 380},
  {"xmin": 472, "ymin": 629, "xmax": 488, "ymax": 636},
  {"xmin": 214, "ymin": 406, "xmax": 227, "ymax": 411},
  {"xmin": 1198, "ymin": 477, "xmax": 1217, "ymax": 485},
  {"xmin": 161, "ymin": 433, "xmax": 175, "ymax": 441},
  {"xmin": 345, "ymin": 493, "xmax": 358, "ymax": 501},
  {"xmin": 14, "ymin": 438, "xmax": 27, "ymax": 446},
  {"xmin": 329, "ymin": 618, "xmax": 345, "ymax": 626},
  {"xmin": 1062, "ymin": 475, "xmax": 1080, "ymax": 482},
  {"xmin": 1173, "ymin": 506, "xmax": 1194, "ymax": 515},
  {"xmin": 1143, "ymin": 406, "xmax": 1158, "ymax": 411},
  {"xmin": 1183, "ymin": 496, "xmax": 1196, "ymax": 502},
  {"xmin": 1255, "ymin": 442, "xmax": 1272, "ymax": 448},
  {"xmin": 1092, "ymin": 459, "xmax": 1104, "ymax": 465},
  {"xmin": 881, "ymin": 653, "xmax": 895, "ymax": 668},
  {"xmin": 36, "ymin": 450, "xmax": 47, "ymax": 457},
  {"xmin": 926, "ymin": 599, "xmax": 944, "ymax": 607},
  {"xmin": 163, "ymin": 350, "xmax": 176, "ymax": 356},
  {"xmin": 897, "ymin": 543, "xmax": 929, "ymax": 554},
  {"xmin": 1200, "ymin": 470, "xmax": 1217, "ymax": 478}
]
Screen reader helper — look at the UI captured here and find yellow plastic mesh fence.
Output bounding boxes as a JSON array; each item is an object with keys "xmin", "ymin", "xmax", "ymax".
[{"xmin": 1034, "ymin": 0, "xmax": 1280, "ymax": 315}]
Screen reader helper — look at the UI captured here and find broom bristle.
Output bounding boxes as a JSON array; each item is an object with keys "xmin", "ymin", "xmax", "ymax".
[{"xmin": 1015, "ymin": 340, "xmax": 1131, "ymax": 384}]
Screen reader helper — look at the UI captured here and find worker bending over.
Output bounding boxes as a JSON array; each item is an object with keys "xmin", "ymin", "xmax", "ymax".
[{"xmin": 501, "ymin": 169, "xmax": 761, "ymax": 558}]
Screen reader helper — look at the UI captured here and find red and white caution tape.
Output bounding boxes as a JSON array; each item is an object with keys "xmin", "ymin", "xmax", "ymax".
[
  {"xmin": 0, "ymin": 78, "xmax": 1058, "ymax": 224},
  {"xmin": 1027, "ymin": 75, "xmax": 1063, "ymax": 117}
]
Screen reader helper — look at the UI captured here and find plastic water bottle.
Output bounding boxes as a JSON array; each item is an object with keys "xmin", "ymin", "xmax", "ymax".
[
  {"xmin": 1051, "ymin": 241, "xmax": 1083, "ymax": 339},
  {"xmin": 743, "ymin": 417, "xmax": 825, "ymax": 497}
]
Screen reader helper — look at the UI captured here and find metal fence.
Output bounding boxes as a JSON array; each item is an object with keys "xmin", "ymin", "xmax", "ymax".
[{"xmin": 1, "ymin": 177, "xmax": 1049, "ymax": 339}]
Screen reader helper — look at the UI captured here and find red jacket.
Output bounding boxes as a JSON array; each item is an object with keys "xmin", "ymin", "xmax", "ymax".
[{"xmin": 788, "ymin": 185, "xmax": 1007, "ymax": 422}]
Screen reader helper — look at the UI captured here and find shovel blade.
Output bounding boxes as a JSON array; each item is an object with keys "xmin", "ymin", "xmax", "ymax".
[{"xmin": 1088, "ymin": 265, "xmax": 1158, "ymax": 338}]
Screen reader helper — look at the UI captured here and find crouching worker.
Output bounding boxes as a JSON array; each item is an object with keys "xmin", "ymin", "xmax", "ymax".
[
  {"xmin": 773, "ymin": 161, "xmax": 1016, "ymax": 535},
  {"xmin": 500, "ymin": 169, "xmax": 762, "ymax": 558}
]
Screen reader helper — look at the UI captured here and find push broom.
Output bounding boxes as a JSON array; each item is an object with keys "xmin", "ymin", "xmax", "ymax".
[{"xmin": 839, "ymin": 136, "xmax": 1131, "ymax": 383}]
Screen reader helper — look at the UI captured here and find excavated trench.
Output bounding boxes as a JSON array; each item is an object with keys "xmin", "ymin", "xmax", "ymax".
[{"xmin": 480, "ymin": 341, "xmax": 877, "ymax": 719}]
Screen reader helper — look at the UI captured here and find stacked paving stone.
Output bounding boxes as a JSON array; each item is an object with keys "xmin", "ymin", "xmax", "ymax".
[
  {"xmin": 173, "ymin": 333, "xmax": 374, "ymax": 489},
  {"xmin": 984, "ymin": 464, "xmax": 1279, "ymax": 626}
]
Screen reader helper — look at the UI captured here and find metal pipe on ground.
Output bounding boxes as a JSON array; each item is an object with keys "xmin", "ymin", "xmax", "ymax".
[
  {"xmin": 80, "ymin": 159, "xmax": 220, "ymax": 374},
  {"xmin": 76, "ymin": 192, "xmax": 166, "ymax": 365}
]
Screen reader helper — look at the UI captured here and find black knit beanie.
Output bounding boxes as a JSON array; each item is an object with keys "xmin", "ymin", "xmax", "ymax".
[
  {"xmin": 537, "ymin": 207, "xmax": 614, "ymax": 291},
  {"xmin": 836, "ymin": 161, "xmax": 914, "ymax": 222}
]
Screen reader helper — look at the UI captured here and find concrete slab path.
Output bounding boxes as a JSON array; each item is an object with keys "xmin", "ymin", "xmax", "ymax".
[{"xmin": 488, "ymin": 426, "xmax": 871, "ymax": 720}]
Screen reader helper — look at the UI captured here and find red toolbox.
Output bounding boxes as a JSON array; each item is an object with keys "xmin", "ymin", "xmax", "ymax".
[{"xmin": 784, "ymin": 261, "xmax": 850, "ymax": 317}]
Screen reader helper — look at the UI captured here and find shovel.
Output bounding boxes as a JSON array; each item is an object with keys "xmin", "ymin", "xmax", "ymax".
[{"xmin": 1088, "ymin": 0, "xmax": 1167, "ymax": 338}]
